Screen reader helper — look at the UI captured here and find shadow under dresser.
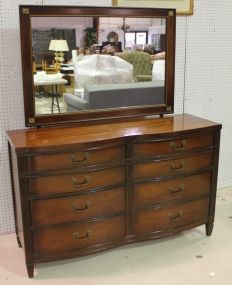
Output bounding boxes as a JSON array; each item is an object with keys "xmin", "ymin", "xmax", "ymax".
[{"xmin": 7, "ymin": 114, "xmax": 222, "ymax": 278}]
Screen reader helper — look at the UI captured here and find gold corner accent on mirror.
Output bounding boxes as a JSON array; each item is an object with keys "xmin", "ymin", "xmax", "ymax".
[
  {"xmin": 28, "ymin": 118, "xmax": 35, "ymax": 124},
  {"xmin": 22, "ymin": 8, "xmax": 30, "ymax": 14},
  {"xmin": 167, "ymin": 106, "xmax": 172, "ymax": 112},
  {"xmin": 168, "ymin": 11, "xmax": 174, "ymax": 17},
  {"xmin": 112, "ymin": 0, "xmax": 118, "ymax": 6}
]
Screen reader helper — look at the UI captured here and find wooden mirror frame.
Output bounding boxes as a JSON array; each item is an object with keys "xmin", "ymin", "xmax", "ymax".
[{"xmin": 19, "ymin": 5, "xmax": 176, "ymax": 127}]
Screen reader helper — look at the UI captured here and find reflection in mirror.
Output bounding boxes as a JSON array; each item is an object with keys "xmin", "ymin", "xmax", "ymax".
[{"xmin": 31, "ymin": 16, "xmax": 166, "ymax": 116}]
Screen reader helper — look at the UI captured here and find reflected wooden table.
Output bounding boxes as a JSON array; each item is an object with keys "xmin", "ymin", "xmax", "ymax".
[{"xmin": 34, "ymin": 79, "xmax": 68, "ymax": 113}]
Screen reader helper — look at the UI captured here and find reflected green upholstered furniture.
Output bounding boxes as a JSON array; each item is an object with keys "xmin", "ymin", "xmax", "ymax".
[{"xmin": 117, "ymin": 51, "xmax": 152, "ymax": 82}]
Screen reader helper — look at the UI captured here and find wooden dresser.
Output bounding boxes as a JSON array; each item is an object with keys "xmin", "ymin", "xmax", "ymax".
[{"xmin": 7, "ymin": 114, "xmax": 221, "ymax": 278}]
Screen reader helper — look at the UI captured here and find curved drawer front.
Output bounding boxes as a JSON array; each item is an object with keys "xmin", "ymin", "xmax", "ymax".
[
  {"xmin": 28, "ymin": 167, "xmax": 125, "ymax": 196},
  {"xmin": 133, "ymin": 133, "xmax": 213, "ymax": 158},
  {"xmin": 33, "ymin": 215, "xmax": 125, "ymax": 254},
  {"xmin": 27, "ymin": 145, "xmax": 125, "ymax": 171},
  {"xmin": 134, "ymin": 172, "xmax": 211, "ymax": 209},
  {"xmin": 134, "ymin": 197, "xmax": 209, "ymax": 234},
  {"xmin": 31, "ymin": 187, "xmax": 125, "ymax": 226},
  {"xmin": 133, "ymin": 151, "xmax": 213, "ymax": 180}
]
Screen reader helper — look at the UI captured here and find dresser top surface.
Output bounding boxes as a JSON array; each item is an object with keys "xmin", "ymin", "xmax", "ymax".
[{"xmin": 7, "ymin": 114, "xmax": 221, "ymax": 153}]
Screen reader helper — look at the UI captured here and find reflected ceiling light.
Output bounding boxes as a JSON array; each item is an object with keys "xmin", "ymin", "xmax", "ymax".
[{"xmin": 118, "ymin": 18, "xmax": 130, "ymax": 32}]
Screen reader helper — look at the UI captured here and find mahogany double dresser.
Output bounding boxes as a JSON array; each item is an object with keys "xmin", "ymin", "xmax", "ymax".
[{"xmin": 7, "ymin": 114, "xmax": 221, "ymax": 277}]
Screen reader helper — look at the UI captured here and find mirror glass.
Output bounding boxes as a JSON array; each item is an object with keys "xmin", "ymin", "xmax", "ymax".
[
  {"xmin": 31, "ymin": 16, "xmax": 166, "ymax": 116},
  {"xmin": 19, "ymin": 6, "xmax": 175, "ymax": 126}
]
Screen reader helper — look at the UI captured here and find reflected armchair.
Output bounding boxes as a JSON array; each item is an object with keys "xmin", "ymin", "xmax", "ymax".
[{"xmin": 117, "ymin": 51, "xmax": 152, "ymax": 82}]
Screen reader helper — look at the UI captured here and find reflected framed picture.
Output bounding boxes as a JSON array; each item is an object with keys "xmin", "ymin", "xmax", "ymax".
[{"xmin": 112, "ymin": 0, "xmax": 193, "ymax": 15}]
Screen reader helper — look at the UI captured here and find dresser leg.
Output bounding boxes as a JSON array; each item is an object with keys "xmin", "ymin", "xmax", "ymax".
[
  {"xmin": 27, "ymin": 264, "xmax": 34, "ymax": 278},
  {"xmin": 205, "ymin": 222, "xmax": 214, "ymax": 236},
  {"xmin": 16, "ymin": 235, "xmax": 22, "ymax": 248}
]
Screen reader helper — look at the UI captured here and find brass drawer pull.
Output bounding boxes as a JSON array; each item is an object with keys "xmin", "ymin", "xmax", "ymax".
[
  {"xmin": 72, "ymin": 201, "xmax": 91, "ymax": 212},
  {"xmin": 168, "ymin": 210, "xmax": 183, "ymax": 221},
  {"xmin": 170, "ymin": 161, "xmax": 185, "ymax": 172},
  {"xmin": 73, "ymin": 230, "xmax": 92, "ymax": 241},
  {"xmin": 169, "ymin": 140, "xmax": 186, "ymax": 152},
  {"xmin": 71, "ymin": 175, "xmax": 91, "ymax": 187},
  {"xmin": 169, "ymin": 184, "xmax": 184, "ymax": 194},
  {"xmin": 69, "ymin": 152, "xmax": 90, "ymax": 164}
]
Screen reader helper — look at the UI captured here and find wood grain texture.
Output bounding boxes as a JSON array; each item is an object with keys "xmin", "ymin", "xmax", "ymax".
[
  {"xmin": 33, "ymin": 215, "xmax": 125, "ymax": 254},
  {"xmin": 132, "ymin": 151, "xmax": 213, "ymax": 180},
  {"xmin": 133, "ymin": 197, "xmax": 209, "ymax": 234},
  {"xmin": 7, "ymin": 114, "xmax": 221, "ymax": 153},
  {"xmin": 133, "ymin": 133, "xmax": 214, "ymax": 157},
  {"xmin": 133, "ymin": 172, "xmax": 211, "ymax": 209},
  {"xmin": 27, "ymin": 145, "xmax": 125, "ymax": 171},
  {"xmin": 7, "ymin": 114, "xmax": 221, "ymax": 278},
  {"xmin": 31, "ymin": 187, "xmax": 125, "ymax": 227},
  {"xmin": 28, "ymin": 166, "xmax": 125, "ymax": 197}
]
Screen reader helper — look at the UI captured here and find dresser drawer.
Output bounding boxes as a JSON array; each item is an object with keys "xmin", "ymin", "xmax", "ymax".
[
  {"xmin": 31, "ymin": 187, "xmax": 125, "ymax": 226},
  {"xmin": 33, "ymin": 215, "xmax": 125, "ymax": 254},
  {"xmin": 133, "ymin": 133, "xmax": 213, "ymax": 158},
  {"xmin": 134, "ymin": 172, "xmax": 211, "ymax": 209},
  {"xmin": 134, "ymin": 197, "xmax": 209, "ymax": 234},
  {"xmin": 27, "ymin": 145, "xmax": 125, "ymax": 171},
  {"xmin": 28, "ymin": 167, "xmax": 125, "ymax": 197},
  {"xmin": 133, "ymin": 151, "xmax": 213, "ymax": 180}
]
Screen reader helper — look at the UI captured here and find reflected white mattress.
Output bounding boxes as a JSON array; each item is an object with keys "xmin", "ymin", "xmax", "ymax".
[{"xmin": 74, "ymin": 54, "xmax": 134, "ymax": 89}]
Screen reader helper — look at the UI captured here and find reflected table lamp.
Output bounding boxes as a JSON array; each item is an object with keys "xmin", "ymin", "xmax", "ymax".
[{"xmin": 49, "ymin": 39, "xmax": 69, "ymax": 68}]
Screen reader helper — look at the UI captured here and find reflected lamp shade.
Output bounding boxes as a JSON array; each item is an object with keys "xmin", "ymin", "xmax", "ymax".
[
  {"xmin": 49, "ymin": 39, "xmax": 56, "ymax": 50},
  {"xmin": 49, "ymin": 39, "xmax": 69, "ymax": 51}
]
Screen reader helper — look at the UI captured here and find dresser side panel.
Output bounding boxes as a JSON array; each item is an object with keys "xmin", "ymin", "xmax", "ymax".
[
  {"xmin": 8, "ymin": 145, "xmax": 34, "ymax": 270},
  {"xmin": 9, "ymin": 144, "xmax": 24, "ymax": 247},
  {"xmin": 207, "ymin": 129, "xmax": 221, "ymax": 231}
]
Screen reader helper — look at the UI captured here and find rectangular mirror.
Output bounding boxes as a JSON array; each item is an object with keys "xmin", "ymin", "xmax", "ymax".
[{"xmin": 19, "ymin": 6, "xmax": 176, "ymax": 126}]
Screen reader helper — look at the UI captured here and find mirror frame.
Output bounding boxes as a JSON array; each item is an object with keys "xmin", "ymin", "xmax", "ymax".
[{"xmin": 19, "ymin": 5, "xmax": 176, "ymax": 127}]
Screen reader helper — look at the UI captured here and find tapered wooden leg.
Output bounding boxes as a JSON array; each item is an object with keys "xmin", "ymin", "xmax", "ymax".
[
  {"xmin": 16, "ymin": 235, "xmax": 22, "ymax": 248},
  {"xmin": 27, "ymin": 264, "xmax": 34, "ymax": 278},
  {"xmin": 205, "ymin": 222, "xmax": 214, "ymax": 236}
]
